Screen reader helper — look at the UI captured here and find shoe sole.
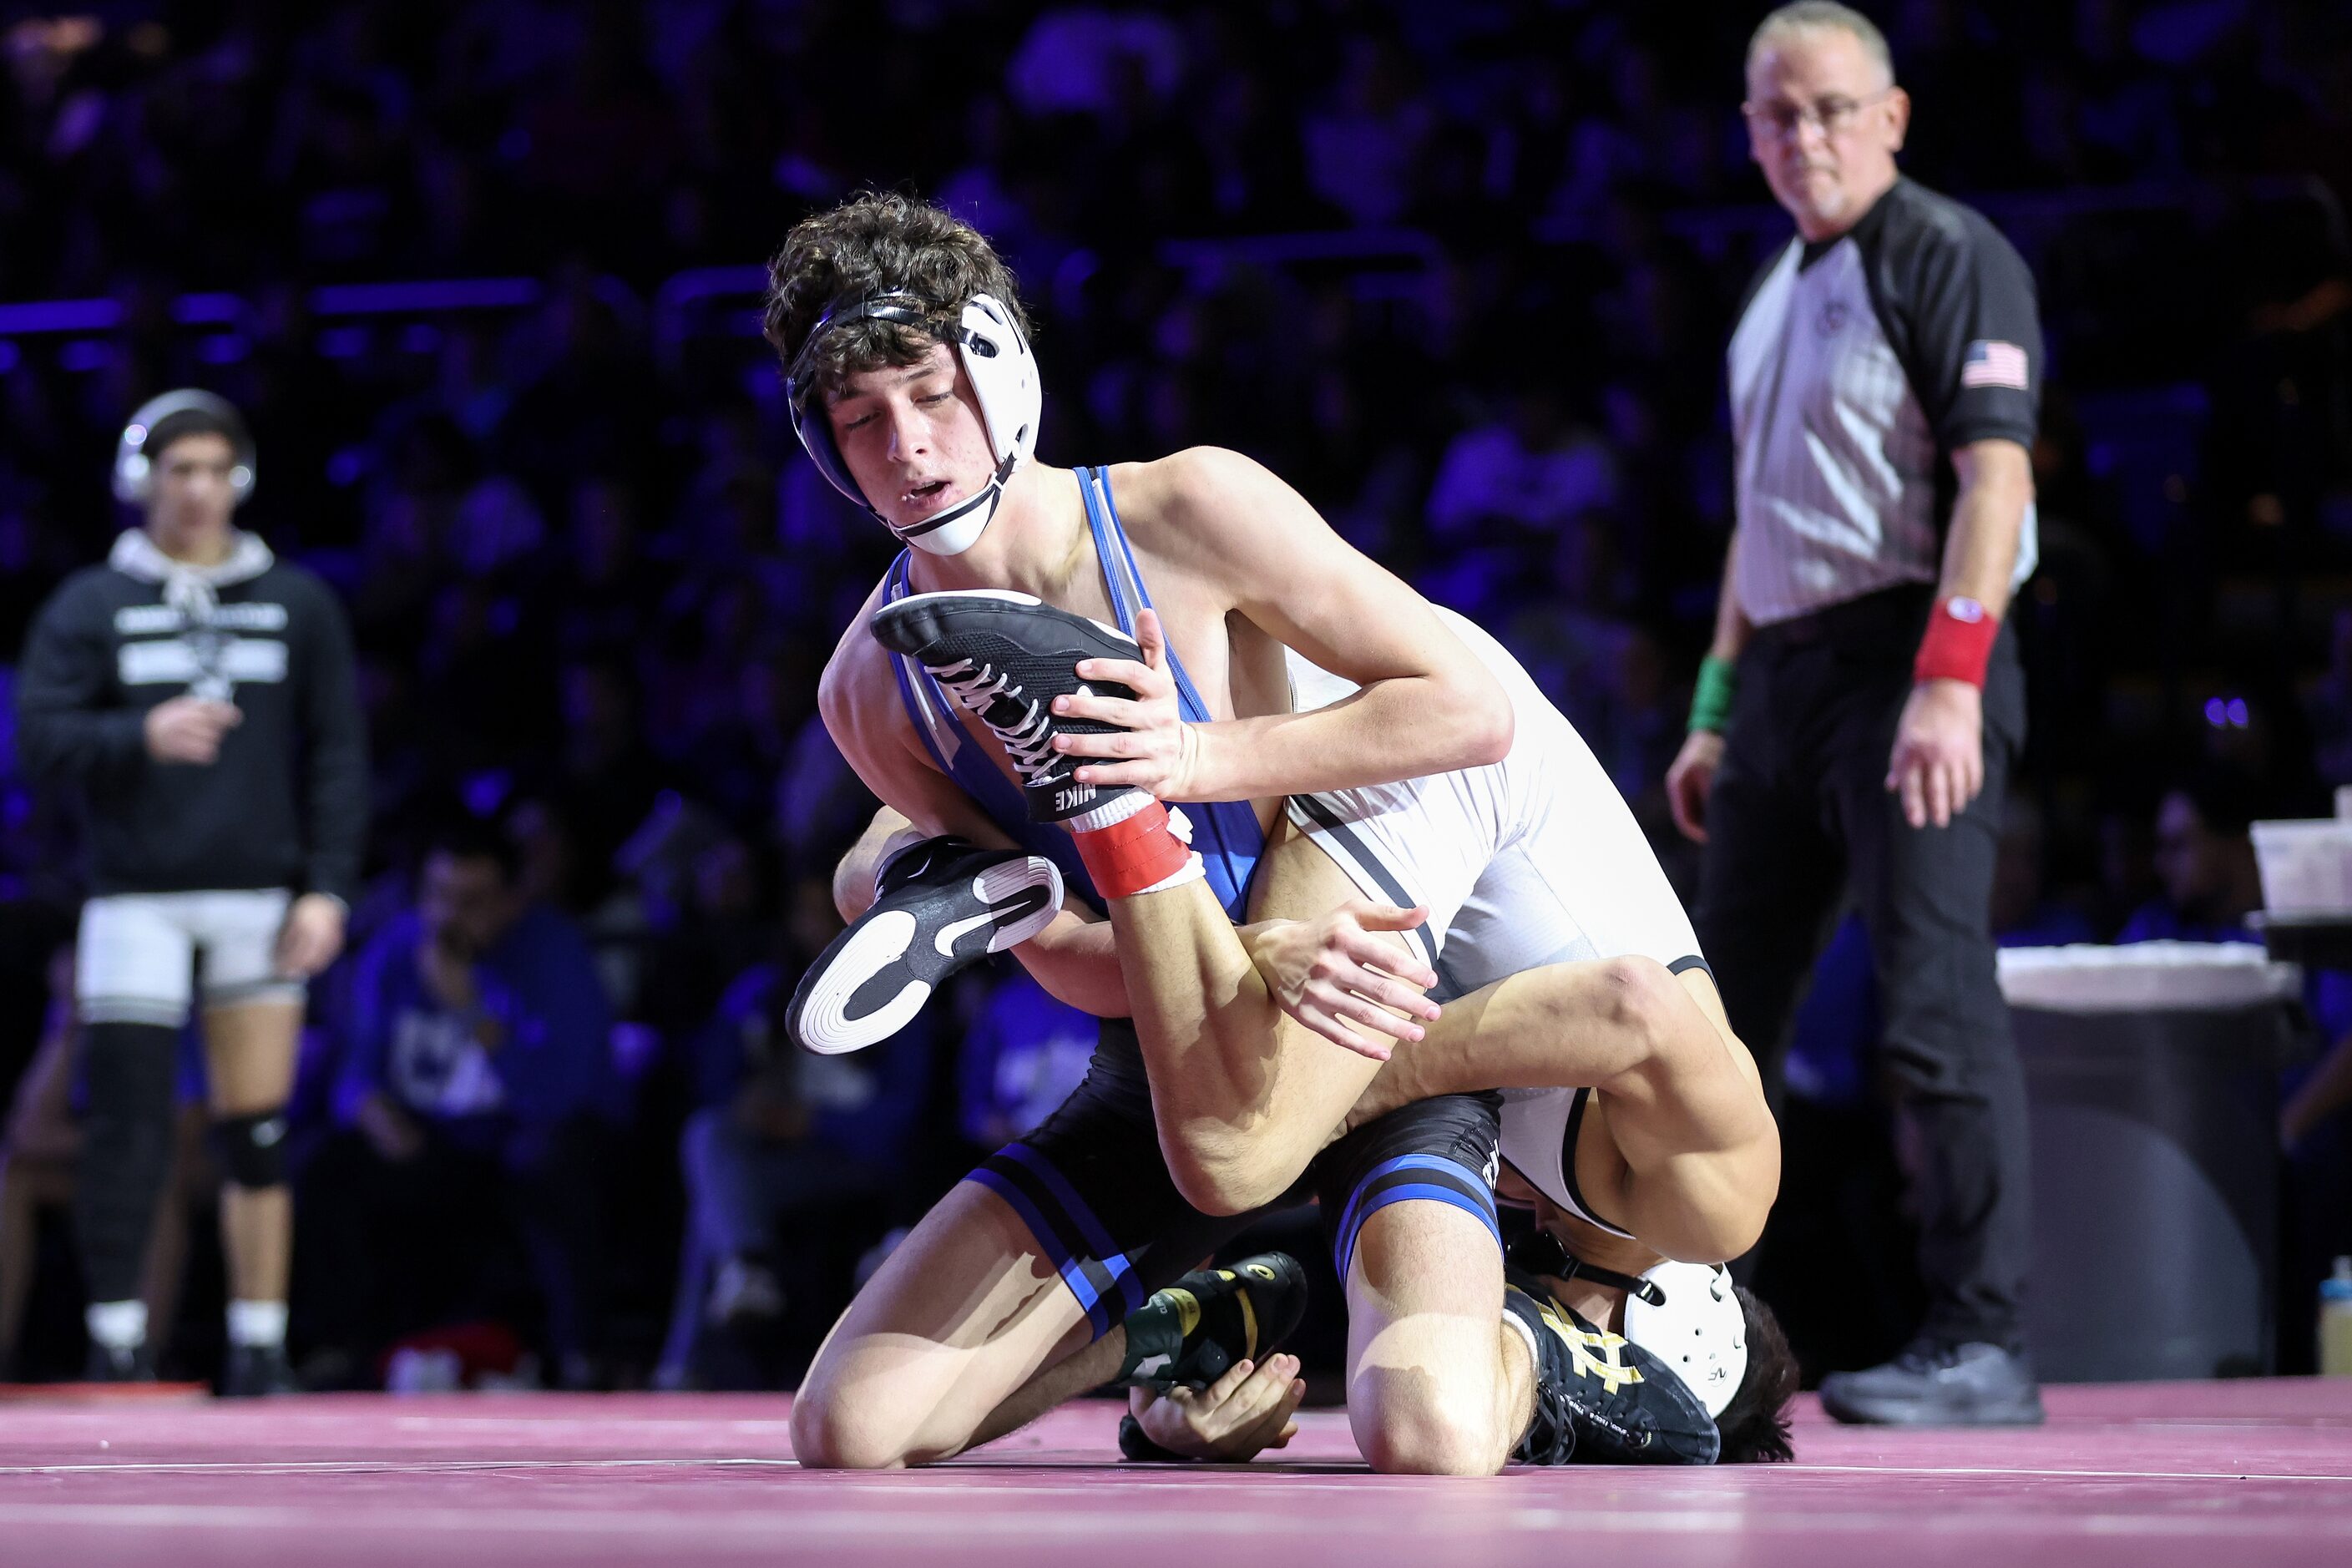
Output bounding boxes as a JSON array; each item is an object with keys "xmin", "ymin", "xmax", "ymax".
[
  {"xmin": 787, "ymin": 857, "xmax": 1062, "ymax": 1055},
  {"xmin": 871, "ymin": 589, "xmax": 1141, "ymax": 662}
]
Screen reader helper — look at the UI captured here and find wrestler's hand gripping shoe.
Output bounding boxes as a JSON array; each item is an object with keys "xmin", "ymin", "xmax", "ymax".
[
  {"xmin": 1501, "ymin": 1252, "xmax": 1722, "ymax": 1466},
  {"xmin": 870, "ymin": 591, "xmax": 1204, "ymax": 902},
  {"xmin": 1113, "ymin": 1252, "xmax": 1310, "ymax": 1397},
  {"xmin": 786, "ymin": 834, "xmax": 1062, "ymax": 1055}
]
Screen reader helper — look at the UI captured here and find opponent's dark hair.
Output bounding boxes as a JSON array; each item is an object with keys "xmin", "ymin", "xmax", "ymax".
[
  {"xmin": 761, "ymin": 192, "xmax": 1029, "ymax": 405},
  {"xmin": 147, "ymin": 404, "xmax": 250, "ymax": 466},
  {"xmin": 1713, "ymin": 1286, "xmax": 1798, "ymax": 1463}
]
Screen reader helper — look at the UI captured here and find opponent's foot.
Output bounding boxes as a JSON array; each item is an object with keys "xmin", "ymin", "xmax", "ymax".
[
  {"xmin": 1503, "ymin": 1268, "xmax": 1719, "ymax": 1465},
  {"xmin": 870, "ymin": 590, "xmax": 1145, "ymax": 823},
  {"xmin": 1818, "ymin": 1340, "xmax": 2043, "ymax": 1427},
  {"xmin": 787, "ymin": 835, "xmax": 1062, "ymax": 1055},
  {"xmin": 220, "ymin": 1343, "xmax": 301, "ymax": 1398},
  {"xmin": 1115, "ymin": 1252, "xmax": 1308, "ymax": 1394},
  {"xmin": 82, "ymin": 1341, "xmax": 155, "ymax": 1383}
]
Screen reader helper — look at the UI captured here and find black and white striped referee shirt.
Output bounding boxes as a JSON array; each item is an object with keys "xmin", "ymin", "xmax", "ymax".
[{"xmin": 1727, "ymin": 175, "xmax": 2042, "ymax": 626}]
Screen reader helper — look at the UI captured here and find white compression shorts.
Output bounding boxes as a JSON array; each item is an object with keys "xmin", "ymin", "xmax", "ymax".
[
  {"xmin": 1283, "ymin": 609, "xmax": 1708, "ymax": 1226},
  {"xmin": 77, "ymin": 888, "xmax": 304, "ymax": 1027}
]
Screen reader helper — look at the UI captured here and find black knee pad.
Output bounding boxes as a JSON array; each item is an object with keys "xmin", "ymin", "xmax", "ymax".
[
  {"xmin": 209, "ymin": 1108, "xmax": 291, "ymax": 1190},
  {"xmin": 74, "ymin": 1022, "xmax": 183, "ymax": 1302}
]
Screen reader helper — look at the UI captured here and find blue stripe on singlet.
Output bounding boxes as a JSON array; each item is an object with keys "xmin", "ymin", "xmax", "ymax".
[
  {"xmin": 1330, "ymin": 1154, "xmax": 1503, "ymax": 1282},
  {"xmin": 883, "ymin": 553, "xmax": 1091, "ymax": 899},
  {"xmin": 883, "ymin": 468, "xmax": 1263, "ymax": 918},
  {"xmin": 1074, "ymin": 467, "xmax": 1261, "ymax": 918}
]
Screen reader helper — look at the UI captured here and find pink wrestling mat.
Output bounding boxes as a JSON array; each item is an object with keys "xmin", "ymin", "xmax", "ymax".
[{"xmin": 0, "ymin": 1382, "xmax": 2344, "ymax": 1566}]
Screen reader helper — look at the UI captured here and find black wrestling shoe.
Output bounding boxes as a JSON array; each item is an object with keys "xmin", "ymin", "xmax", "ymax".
[
  {"xmin": 1115, "ymin": 1252, "xmax": 1309, "ymax": 1395},
  {"xmin": 1818, "ymin": 1341, "xmax": 2043, "ymax": 1427},
  {"xmin": 220, "ymin": 1343, "xmax": 301, "ymax": 1398},
  {"xmin": 1503, "ymin": 1268, "xmax": 1719, "ymax": 1465},
  {"xmin": 787, "ymin": 834, "xmax": 1062, "ymax": 1055},
  {"xmin": 870, "ymin": 590, "xmax": 1146, "ymax": 823},
  {"xmin": 82, "ymin": 1341, "xmax": 156, "ymax": 1383}
]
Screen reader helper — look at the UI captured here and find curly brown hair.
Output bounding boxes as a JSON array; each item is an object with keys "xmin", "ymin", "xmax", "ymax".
[{"xmin": 762, "ymin": 193, "xmax": 1030, "ymax": 407}]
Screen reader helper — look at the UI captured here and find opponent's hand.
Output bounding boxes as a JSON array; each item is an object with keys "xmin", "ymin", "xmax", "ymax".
[
  {"xmin": 1666, "ymin": 729, "xmax": 1724, "ymax": 843},
  {"xmin": 1245, "ymin": 901, "xmax": 1439, "ymax": 1063},
  {"xmin": 275, "ymin": 893, "xmax": 346, "ymax": 978},
  {"xmin": 1053, "ymin": 608, "xmax": 1205, "ymax": 802},
  {"xmin": 1130, "ymin": 1353, "xmax": 1307, "ymax": 1461},
  {"xmin": 1885, "ymin": 678, "xmax": 1984, "ymax": 830},
  {"xmin": 144, "ymin": 696, "xmax": 242, "ymax": 765}
]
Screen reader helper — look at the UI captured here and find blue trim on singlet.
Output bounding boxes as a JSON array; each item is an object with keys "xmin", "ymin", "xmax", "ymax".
[
  {"xmin": 883, "ymin": 553, "xmax": 1091, "ymax": 900},
  {"xmin": 882, "ymin": 467, "xmax": 1263, "ymax": 918},
  {"xmin": 1331, "ymin": 1153, "xmax": 1502, "ymax": 1282},
  {"xmin": 1073, "ymin": 467, "xmax": 1260, "ymax": 915}
]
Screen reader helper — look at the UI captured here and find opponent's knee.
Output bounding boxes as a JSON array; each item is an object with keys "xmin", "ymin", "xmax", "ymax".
[
  {"xmin": 1355, "ymin": 1394, "xmax": 1507, "ymax": 1477},
  {"xmin": 787, "ymin": 1386, "xmax": 913, "ymax": 1471},
  {"xmin": 208, "ymin": 1108, "xmax": 291, "ymax": 1190}
]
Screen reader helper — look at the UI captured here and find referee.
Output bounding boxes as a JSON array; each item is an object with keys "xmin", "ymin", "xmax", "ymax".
[
  {"xmin": 15, "ymin": 391, "xmax": 367, "ymax": 1394},
  {"xmin": 1666, "ymin": 4, "xmax": 2042, "ymax": 1425}
]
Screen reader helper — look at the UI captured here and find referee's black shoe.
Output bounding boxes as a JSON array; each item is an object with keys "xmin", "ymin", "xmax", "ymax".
[
  {"xmin": 787, "ymin": 835, "xmax": 1062, "ymax": 1055},
  {"xmin": 870, "ymin": 590, "xmax": 1146, "ymax": 824},
  {"xmin": 1502, "ymin": 1268, "xmax": 1720, "ymax": 1465},
  {"xmin": 1818, "ymin": 1340, "xmax": 2043, "ymax": 1426},
  {"xmin": 1115, "ymin": 1253, "xmax": 1309, "ymax": 1395},
  {"xmin": 221, "ymin": 1342, "xmax": 301, "ymax": 1398}
]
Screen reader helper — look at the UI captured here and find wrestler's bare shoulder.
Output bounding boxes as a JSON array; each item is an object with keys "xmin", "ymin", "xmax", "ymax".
[{"xmin": 1097, "ymin": 447, "xmax": 1290, "ymax": 553}]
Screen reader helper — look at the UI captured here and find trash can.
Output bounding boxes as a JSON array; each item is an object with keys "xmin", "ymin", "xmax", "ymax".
[{"xmin": 1999, "ymin": 943, "xmax": 2308, "ymax": 1382}]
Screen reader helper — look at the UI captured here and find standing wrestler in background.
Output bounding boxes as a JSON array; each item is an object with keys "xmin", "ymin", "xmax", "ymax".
[
  {"xmin": 15, "ymin": 391, "xmax": 367, "ymax": 1394},
  {"xmin": 1665, "ymin": 4, "xmax": 2043, "ymax": 1424}
]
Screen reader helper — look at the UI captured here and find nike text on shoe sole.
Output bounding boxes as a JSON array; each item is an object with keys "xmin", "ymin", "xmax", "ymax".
[{"xmin": 787, "ymin": 857, "xmax": 1061, "ymax": 1055}]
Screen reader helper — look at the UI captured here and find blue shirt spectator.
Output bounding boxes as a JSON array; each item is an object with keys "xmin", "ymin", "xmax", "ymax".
[{"xmin": 336, "ymin": 822, "xmax": 619, "ymax": 1154}]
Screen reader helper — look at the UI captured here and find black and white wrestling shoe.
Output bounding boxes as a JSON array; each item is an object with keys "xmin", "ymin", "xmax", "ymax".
[
  {"xmin": 1502, "ymin": 1264, "xmax": 1720, "ymax": 1466},
  {"xmin": 786, "ymin": 835, "xmax": 1062, "ymax": 1055},
  {"xmin": 870, "ymin": 590, "xmax": 1146, "ymax": 824}
]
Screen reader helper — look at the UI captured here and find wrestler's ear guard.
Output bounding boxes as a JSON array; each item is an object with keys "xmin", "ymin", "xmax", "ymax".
[{"xmin": 787, "ymin": 291, "xmax": 1041, "ymax": 557}]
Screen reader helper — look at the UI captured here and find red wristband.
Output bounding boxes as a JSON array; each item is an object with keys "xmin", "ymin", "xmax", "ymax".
[
  {"xmin": 1914, "ymin": 596, "xmax": 1999, "ymax": 687},
  {"xmin": 1072, "ymin": 801, "xmax": 1194, "ymax": 900}
]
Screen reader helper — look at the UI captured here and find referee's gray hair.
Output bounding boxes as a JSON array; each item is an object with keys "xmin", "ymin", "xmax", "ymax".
[{"xmin": 1747, "ymin": 3, "xmax": 1896, "ymax": 85}]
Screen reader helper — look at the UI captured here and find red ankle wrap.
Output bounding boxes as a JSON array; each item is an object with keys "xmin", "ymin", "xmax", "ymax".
[{"xmin": 1073, "ymin": 801, "xmax": 1193, "ymax": 899}]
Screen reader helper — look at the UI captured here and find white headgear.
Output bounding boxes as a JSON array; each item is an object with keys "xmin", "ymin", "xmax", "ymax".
[
  {"xmin": 114, "ymin": 388, "xmax": 256, "ymax": 507},
  {"xmin": 786, "ymin": 291, "xmax": 1041, "ymax": 556},
  {"xmin": 1621, "ymin": 1260, "xmax": 1748, "ymax": 1419}
]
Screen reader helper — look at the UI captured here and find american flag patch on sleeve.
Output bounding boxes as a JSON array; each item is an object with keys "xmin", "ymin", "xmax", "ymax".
[{"xmin": 1960, "ymin": 339, "xmax": 2030, "ymax": 391}]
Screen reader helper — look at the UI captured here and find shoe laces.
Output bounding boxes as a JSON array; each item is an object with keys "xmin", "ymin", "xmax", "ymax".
[
  {"xmin": 1517, "ymin": 1378, "xmax": 1579, "ymax": 1465},
  {"xmin": 928, "ymin": 658, "xmax": 1067, "ymax": 786}
]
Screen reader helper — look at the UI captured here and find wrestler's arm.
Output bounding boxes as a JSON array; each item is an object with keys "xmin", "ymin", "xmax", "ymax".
[
  {"xmin": 818, "ymin": 625, "xmax": 1131, "ymax": 1019},
  {"xmin": 1073, "ymin": 448, "xmax": 1513, "ymax": 803}
]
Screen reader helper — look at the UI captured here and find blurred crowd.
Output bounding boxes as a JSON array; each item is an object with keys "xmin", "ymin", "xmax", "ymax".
[{"xmin": 1, "ymin": 0, "xmax": 2349, "ymax": 1388}]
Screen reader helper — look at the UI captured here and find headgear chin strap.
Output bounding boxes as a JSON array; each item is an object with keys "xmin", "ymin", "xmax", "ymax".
[
  {"xmin": 786, "ymin": 290, "xmax": 1041, "ymax": 556},
  {"xmin": 1509, "ymin": 1232, "xmax": 1749, "ymax": 1420},
  {"xmin": 114, "ymin": 388, "xmax": 256, "ymax": 507}
]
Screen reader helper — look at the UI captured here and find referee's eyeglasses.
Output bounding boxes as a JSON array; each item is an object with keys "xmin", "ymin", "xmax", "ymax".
[{"xmin": 1742, "ymin": 89, "xmax": 1894, "ymax": 142}]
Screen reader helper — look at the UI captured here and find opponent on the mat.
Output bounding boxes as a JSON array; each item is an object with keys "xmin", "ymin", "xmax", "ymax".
[
  {"xmin": 768, "ymin": 194, "xmax": 1778, "ymax": 1472},
  {"xmin": 15, "ymin": 391, "xmax": 367, "ymax": 1393}
]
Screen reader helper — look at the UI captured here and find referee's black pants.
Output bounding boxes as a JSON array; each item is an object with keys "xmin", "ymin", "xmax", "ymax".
[{"xmin": 1696, "ymin": 584, "xmax": 2031, "ymax": 1353}]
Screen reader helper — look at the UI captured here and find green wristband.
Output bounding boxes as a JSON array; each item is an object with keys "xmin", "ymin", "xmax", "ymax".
[{"xmin": 1688, "ymin": 654, "xmax": 1738, "ymax": 734}]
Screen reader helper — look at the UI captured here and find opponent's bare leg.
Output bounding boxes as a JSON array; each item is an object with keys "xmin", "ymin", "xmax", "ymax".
[
  {"xmin": 1109, "ymin": 813, "xmax": 1398, "ymax": 1213},
  {"xmin": 791, "ymin": 1180, "xmax": 1096, "ymax": 1468},
  {"xmin": 1343, "ymin": 1202, "xmax": 1531, "ymax": 1475}
]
